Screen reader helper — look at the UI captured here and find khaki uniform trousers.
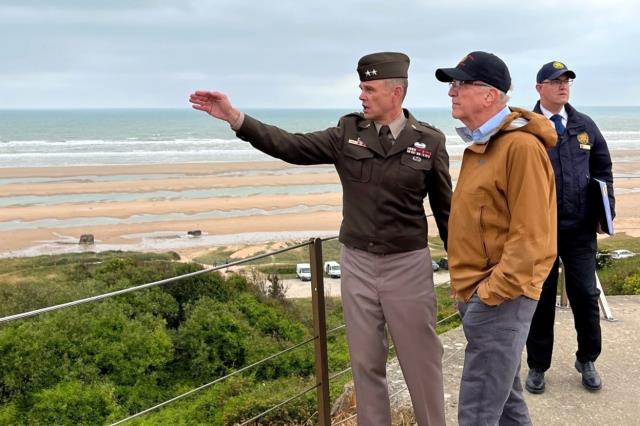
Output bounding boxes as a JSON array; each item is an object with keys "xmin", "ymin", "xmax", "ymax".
[{"xmin": 341, "ymin": 245, "xmax": 445, "ymax": 426}]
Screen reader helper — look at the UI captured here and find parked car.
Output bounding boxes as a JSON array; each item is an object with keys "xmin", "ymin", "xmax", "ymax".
[
  {"xmin": 323, "ymin": 261, "xmax": 341, "ymax": 278},
  {"xmin": 296, "ymin": 263, "xmax": 311, "ymax": 281},
  {"xmin": 432, "ymin": 260, "xmax": 440, "ymax": 272},
  {"xmin": 611, "ymin": 249, "xmax": 636, "ymax": 259},
  {"xmin": 437, "ymin": 257, "xmax": 449, "ymax": 270}
]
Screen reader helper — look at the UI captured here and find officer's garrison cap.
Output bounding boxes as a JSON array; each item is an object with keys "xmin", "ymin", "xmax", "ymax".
[{"xmin": 357, "ymin": 52, "xmax": 410, "ymax": 82}]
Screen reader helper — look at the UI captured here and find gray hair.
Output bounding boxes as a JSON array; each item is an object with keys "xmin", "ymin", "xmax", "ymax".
[
  {"xmin": 479, "ymin": 84, "xmax": 510, "ymax": 105},
  {"xmin": 498, "ymin": 90, "xmax": 510, "ymax": 104},
  {"xmin": 385, "ymin": 78, "xmax": 408, "ymax": 100}
]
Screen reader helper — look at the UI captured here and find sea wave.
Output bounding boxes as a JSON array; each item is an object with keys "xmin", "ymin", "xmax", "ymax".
[
  {"xmin": 0, "ymin": 184, "xmax": 342, "ymax": 207},
  {"xmin": 0, "ymin": 138, "xmax": 238, "ymax": 147},
  {"xmin": 0, "ymin": 133, "xmax": 637, "ymax": 168},
  {"xmin": 0, "ymin": 204, "xmax": 341, "ymax": 231},
  {"xmin": 0, "ymin": 149, "xmax": 273, "ymax": 167}
]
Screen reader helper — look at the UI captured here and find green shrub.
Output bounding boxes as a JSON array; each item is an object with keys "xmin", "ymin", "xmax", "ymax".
[
  {"xmin": 0, "ymin": 401, "xmax": 19, "ymax": 425},
  {"xmin": 0, "ymin": 251, "xmax": 344, "ymax": 424},
  {"xmin": 0, "ymin": 301, "xmax": 173, "ymax": 401},
  {"xmin": 214, "ymin": 376, "xmax": 316, "ymax": 425},
  {"xmin": 598, "ymin": 256, "xmax": 640, "ymax": 295},
  {"xmin": 175, "ymin": 297, "xmax": 251, "ymax": 380},
  {"xmin": 622, "ymin": 274, "xmax": 640, "ymax": 295},
  {"xmin": 27, "ymin": 380, "xmax": 122, "ymax": 426}
]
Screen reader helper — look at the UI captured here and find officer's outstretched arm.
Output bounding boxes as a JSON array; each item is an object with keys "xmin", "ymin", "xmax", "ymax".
[{"xmin": 189, "ymin": 90, "xmax": 241, "ymax": 124}]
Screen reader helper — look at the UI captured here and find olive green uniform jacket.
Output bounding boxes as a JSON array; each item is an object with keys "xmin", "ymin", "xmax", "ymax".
[
  {"xmin": 449, "ymin": 107, "xmax": 558, "ymax": 305},
  {"xmin": 235, "ymin": 109, "xmax": 452, "ymax": 254}
]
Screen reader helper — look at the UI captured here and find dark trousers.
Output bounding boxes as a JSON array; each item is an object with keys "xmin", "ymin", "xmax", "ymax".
[
  {"xmin": 526, "ymin": 229, "xmax": 601, "ymax": 371},
  {"xmin": 458, "ymin": 295, "xmax": 537, "ymax": 426}
]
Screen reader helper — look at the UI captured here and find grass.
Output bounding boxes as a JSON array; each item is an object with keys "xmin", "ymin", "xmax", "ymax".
[
  {"xmin": 0, "ymin": 251, "xmax": 179, "ymax": 277},
  {"xmin": 0, "ymin": 251, "xmax": 182, "ymax": 317},
  {"xmin": 594, "ymin": 232, "xmax": 640, "ymax": 295},
  {"xmin": 598, "ymin": 256, "xmax": 640, "ymax": 294},
  {"xmin": 597, "ymin": 232, "xmax": 640, "ymax": 253}
]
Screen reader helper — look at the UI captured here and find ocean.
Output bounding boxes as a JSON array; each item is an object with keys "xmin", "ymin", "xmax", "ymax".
[
  {"xmin": 1, "ymin": 107, "xmax": 639, "ymax": 168},
  {"xmin": 1, "ymin": 107, "xmax": 639, "ymax": 257}
]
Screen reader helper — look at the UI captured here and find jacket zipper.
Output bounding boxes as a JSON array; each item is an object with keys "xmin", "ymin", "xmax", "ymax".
[{"xmin": 479, "ymin": 206, "xmax": 490, "ymax": 267}]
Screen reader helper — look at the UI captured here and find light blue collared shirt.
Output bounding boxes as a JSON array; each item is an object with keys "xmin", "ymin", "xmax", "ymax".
[{"xmin": 456, "ymin": 106, "xmax": 511, "ymax": 145}]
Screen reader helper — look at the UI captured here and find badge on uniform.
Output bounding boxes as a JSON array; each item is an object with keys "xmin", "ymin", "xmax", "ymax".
[
  {"xmin": 348, "ymin": 138, "xmax": 368, "ymax": 148},
  {"xmin": 406, "ymin": 142, "xmax": 431, "ymax": 159},
  {"xmin": 577, "ymin": 132, "xmax": 591, "ymax": 150}
]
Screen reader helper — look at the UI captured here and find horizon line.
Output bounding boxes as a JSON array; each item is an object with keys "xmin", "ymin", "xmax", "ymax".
[{"xmin": 2, "ymin": 105, "xmax": 640, "ymax": 111}]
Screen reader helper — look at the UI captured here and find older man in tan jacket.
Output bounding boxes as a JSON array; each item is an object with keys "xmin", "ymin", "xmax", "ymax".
[{"xmin": 436, "ymin": 51, "xmax": 557, "ymax": 425}]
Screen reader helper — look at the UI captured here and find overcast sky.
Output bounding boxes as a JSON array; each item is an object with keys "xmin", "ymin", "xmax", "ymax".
[{"xmin": 1, "ymin": 0, "xmax": 638, "ymax": 109}]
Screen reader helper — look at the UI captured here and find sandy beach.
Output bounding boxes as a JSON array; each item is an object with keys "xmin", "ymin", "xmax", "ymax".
[{"xmin": 2, "ymin": 151, "xmax": 640, "ymax": 259}]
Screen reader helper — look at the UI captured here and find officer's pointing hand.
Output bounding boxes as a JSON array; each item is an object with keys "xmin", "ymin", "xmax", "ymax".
[{"xmin": 189, "ymin": 91, "xmax": 240, "ymax": 124}]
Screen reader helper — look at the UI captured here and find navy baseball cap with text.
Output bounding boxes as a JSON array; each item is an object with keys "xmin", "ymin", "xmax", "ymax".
[
  {"xmin": 536, "ymin": 61, "xmax": 576, "ymax": 83},
  {"xmin": 435, "ymin": 51, "xmax": 511, "ymax": 93}
]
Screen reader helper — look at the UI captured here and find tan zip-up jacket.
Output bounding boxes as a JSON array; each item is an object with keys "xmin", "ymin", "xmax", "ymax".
[{"xmin": 449, "ymin": 107, "xmax": 558, "ymax": 305}]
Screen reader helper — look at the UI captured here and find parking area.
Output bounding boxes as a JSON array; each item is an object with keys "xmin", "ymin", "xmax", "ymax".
[{"xmin": 284, "ymin": 270, "xmax": 451, "ymax": 299}]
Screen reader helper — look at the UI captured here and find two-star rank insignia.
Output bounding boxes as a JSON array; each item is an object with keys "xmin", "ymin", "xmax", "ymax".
[{"xmin": 364, "ymin": 69, "xmax": 378, "ymax": 77}]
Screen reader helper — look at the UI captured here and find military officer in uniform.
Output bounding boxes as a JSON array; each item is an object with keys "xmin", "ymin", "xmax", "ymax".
[{"xmin": 190, "ymin": 52, "xmax": 451, "ymax": 425}]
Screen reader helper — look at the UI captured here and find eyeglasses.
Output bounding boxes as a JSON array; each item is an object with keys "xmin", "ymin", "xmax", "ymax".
[
  {"xmin": 541, "ymin": 79, "xmax": 573, "ymax": 86},
  {"xmin": 448, "ymin": 80, "xmax": 493, "ymax": 89}
]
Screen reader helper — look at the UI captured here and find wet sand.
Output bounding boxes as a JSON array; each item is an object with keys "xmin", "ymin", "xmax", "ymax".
[{"xmin": 1, "ymin": 158, "xmax": 639, "ymax": 259}]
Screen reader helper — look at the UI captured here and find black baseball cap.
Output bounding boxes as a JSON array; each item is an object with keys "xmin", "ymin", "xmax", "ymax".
[
  {"xmin": 435, "ymin": 51, "xmax": 511, "ymax": 93},
  {"xmin": 536, "ymin": 61, "xmax": 576, "ymax": 83},
  {"xmin": 357, "ymin": 52, "xmax": 410, "ymax": 82}
]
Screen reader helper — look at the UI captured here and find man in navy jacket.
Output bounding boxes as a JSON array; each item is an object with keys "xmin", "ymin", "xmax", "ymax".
[{"xmin": 526, "ymin": 61, "xmax": 615, "ymax": 394}]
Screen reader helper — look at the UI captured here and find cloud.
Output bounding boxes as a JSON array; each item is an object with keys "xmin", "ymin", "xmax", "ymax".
[{"xmin": 1, "ymin": 0, "xmax": 639, "ymax": 108}]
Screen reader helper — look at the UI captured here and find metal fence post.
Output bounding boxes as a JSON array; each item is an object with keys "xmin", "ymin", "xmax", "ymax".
[
  {"xmin": 558, "ymin": 260, "xmax": 569, "ymax": 307},
  {"xmin": 309, "ymin": 238, "xmax": 331, "ymax": 425},
  {"xmin": 595, "ymin": 272, "xmax": 615, "ymax": 321}
]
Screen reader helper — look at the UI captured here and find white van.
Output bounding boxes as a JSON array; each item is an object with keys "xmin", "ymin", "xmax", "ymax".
[
  {"xmin": 296, "ymin": 263, "xmax": 311, "ymax": 281},
  {"xmin": 324, "ymin": 261, "xmax": 341, "ymax": 278}
]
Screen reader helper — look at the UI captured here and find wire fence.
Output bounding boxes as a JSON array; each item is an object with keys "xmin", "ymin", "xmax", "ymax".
[
  {"xmin": 6, "ymin": 194, "xmax": 637, "ymax": 424},
  {"xmin": 1, "ymin": 235, "xmax": 459, "ymax": 425}
]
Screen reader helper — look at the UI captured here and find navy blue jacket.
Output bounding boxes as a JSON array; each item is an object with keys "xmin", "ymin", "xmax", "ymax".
[{"xmin": 533, "ymin": 102, "xmax": 615, "ymax": 231}]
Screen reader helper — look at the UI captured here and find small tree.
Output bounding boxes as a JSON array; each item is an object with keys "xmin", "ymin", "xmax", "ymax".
[
  {"xmin": 267, "ymin": 274, "xmax": 288, "ymax": 300},
  {"xmin": 244, "ymin": 267, "xmax": 268, "ymax": 295}
]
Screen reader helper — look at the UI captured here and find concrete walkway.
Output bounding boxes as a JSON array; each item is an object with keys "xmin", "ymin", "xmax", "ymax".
[{"xmin": 441, "ymin": 295, "xmax": 640, "ymax": 425}]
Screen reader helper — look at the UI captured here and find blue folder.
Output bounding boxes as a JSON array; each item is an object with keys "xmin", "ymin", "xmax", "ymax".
[{"xmin": 590, "ymin": 178, "xmax": 614, "ymax": 235}]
